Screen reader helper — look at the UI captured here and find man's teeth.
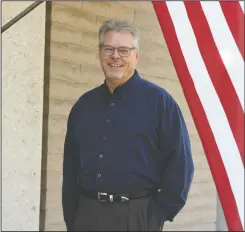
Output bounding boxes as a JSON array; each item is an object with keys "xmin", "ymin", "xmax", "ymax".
[{"xmin": 109, "ymin": 64, "xmax": 122, "ymax": 67}]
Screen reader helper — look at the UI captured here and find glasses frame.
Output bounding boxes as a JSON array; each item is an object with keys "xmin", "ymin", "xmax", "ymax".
[{"xmin": 99, "ymin": 44, "xmax": 136, "ymax": 57}]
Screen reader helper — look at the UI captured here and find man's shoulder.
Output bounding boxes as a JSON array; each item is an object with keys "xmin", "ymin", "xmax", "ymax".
[
  {"xmin": 78, "ymin": 84, "xmax": 103, "ymax": 102},
  {"xmin": 81, "ymin": 84, "xmax": 103, "ymax": 100},
  {"xmin": 139, "ymin": 76, "xmax": 173, "ymax": 100},
  {"xmin": 138, "ymin": 75, "xmax": 180, "ymax": 112},
  {"xmin": 69, "ymin": 84, "xmax": 103, "ymax": 115}
]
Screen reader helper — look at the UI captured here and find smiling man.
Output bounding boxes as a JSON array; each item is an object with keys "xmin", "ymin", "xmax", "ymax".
[{"xmin": 62, "ymin": 19, "xmax": 194, "ymax": 231}]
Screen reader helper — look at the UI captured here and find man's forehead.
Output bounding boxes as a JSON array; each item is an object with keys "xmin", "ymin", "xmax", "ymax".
[
  {"xmin": 104, "ymin": 30, "xmax": 133, "ymax": 39},
  {"xmin": 103, "ymin": 31, "xmax": 135, "ymax": 46}
]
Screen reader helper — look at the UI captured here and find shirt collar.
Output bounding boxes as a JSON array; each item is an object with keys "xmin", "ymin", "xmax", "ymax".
[{"xmin": 101, "ymin": 69, "xmax": 141, "ymax": 100}]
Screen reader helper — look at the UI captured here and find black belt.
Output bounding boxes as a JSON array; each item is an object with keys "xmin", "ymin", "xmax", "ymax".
[{"xmin": 81, "ymin": 188, "xmax": 157, "ymax": 203}]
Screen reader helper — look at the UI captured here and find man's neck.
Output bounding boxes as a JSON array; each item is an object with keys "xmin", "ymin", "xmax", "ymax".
[{"xmin": 106, "ymin": 71, "xmax": 134, "ymax": 94}]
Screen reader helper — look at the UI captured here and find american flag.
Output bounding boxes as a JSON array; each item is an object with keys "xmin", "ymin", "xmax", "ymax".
[{"xmin": 152, "ymin": 1, "xmax": 244, "ymax": 231}]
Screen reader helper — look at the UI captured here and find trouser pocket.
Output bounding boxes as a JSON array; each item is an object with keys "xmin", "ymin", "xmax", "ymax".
[{"xmin": 146, "ymin": 198, "xmax": 163, "ymax": 231}]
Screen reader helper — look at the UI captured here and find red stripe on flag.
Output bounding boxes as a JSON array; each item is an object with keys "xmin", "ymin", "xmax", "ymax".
[
  {"xmin": 184, "ymin": 2, "xmax": 244, "ymax": 165},
  {"xmin": 220, "ymin": 1, "xmax": 244, "ymax": 59},
  {"xmin": 152, "ymin": 2, "xmax": 243, "ymax": 231}
]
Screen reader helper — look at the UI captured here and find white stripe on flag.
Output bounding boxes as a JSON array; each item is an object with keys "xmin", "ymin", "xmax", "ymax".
[
  {"xmin": 239, "ymin": 1, "xmax": 244, "ymax": 12},
  {"xmin": 201, "ymin": 2, "xmax": 244, "ymax": 110},
  {"xmin": 166, "ymin": 2, "xmax": 244, "ymax": 229}
]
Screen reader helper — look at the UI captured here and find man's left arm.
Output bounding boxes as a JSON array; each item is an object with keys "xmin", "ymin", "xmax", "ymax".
[{"xmin": 153, "ymin": 94, "xmax": 194, "ymax": 224}]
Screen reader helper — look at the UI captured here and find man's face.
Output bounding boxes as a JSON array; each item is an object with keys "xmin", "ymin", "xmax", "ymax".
[{"xmin": 99, "ymin": 30, "xmax": 140, "ymax": 81}]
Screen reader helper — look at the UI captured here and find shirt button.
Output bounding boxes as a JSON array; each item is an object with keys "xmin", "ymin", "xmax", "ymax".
[
  {"xmin": 106, "ymin": 119, "xmax": 110, "ymax": 123},
  {"xmin": 102, "ymin": 136, "xmax": 107, "ymax": 140},
  {"xmin": 98, "ymin": 174, "xmax": 101, "ymax": 177},
  {"xmin": 110, "ymin": 103, "xmax": 115, "ymax": 106},
  {"xmin": 99, "ymin": 154, "xmax": 103, "ymax": 158}
]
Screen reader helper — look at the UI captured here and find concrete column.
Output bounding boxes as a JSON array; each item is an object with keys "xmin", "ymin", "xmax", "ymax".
[{"xmin": 2, "ymin": 1, "xmax": 46, "ymax": 230}]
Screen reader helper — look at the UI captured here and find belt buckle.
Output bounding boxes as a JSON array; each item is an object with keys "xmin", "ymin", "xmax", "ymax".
[
  {"xmin": 98, "ymin": 192, "xmax": 114, "ymax": 203},
  {"xmin": 98, "ymin": 192, "xmax": 130, "ymax": 203}
]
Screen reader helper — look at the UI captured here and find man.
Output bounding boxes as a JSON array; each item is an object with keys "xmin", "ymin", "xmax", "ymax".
[{"xmin": 62, "ymin": 19, "xmax": 194, "ymax": 231}]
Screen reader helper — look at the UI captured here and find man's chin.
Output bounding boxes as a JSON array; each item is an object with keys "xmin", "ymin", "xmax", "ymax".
[{"xmin": 106, "ymin": 72, "xmax": 124, "ymax": 80}]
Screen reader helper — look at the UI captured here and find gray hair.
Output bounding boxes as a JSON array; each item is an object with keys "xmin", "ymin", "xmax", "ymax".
[{"xmin": 99, "ymin": 19, "xmax": 140, "ymax": 50}]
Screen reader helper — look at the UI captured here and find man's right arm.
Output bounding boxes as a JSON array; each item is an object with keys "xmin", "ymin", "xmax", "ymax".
[{"xmin": 62, "ymin": 107, "xmax": 80, "ymax": 231}]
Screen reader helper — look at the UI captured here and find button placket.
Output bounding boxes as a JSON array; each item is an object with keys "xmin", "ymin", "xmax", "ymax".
[
  {"xmin": 97, "ymin": 99, "xmax": 116, "ymax": 184},
  {"xmin": 101, "ymin": 100, "xmax": 115, "ymax": 140}
]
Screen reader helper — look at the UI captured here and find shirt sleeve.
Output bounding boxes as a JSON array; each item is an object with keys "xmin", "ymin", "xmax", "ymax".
[
  {"xmin": 62, "ymin": 106, "xmax": 81, "ymax": 230},
  {"xmin": 153, "ymin": 92, "xmax": 194, "ymax": 224}
]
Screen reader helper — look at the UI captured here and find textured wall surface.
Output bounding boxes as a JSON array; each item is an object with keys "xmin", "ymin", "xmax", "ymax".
[
  {"xmin": 2, "ymin": 1, "xmax": 33, "ymax": 25},
  {"xmin": 41, "ymin": 1, "xmax": 217, "ymax": 231},
  {"xmin": 2, "ymin": 1, "xmax": 46, "ymax": 230}
]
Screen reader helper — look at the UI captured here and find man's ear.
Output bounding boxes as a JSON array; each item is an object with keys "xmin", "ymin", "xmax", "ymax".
[{"xmin": 136, "ymin": 51, "xmax": 140, "ymax": 61}]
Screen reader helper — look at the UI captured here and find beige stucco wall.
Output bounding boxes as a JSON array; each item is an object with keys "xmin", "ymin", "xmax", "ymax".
[
  {"xmin": 2, "ymin": 1, "xmax": 46, "ymax": 230},
  {"xmin": 41, "ymin": 1, "xmax": 217, "ymax": 231}
]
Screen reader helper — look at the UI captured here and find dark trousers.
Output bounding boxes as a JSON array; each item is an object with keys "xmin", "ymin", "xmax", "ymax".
[{"xmin": 73, "ymin": 195, "xmax": 163, "ymax": 231}]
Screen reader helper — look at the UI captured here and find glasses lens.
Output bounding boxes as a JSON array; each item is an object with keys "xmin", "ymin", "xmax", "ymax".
[
  {"xmin": 118, "ymin": 48, "xmax": 130, "ymax": 57},
  {"xmin": 103, "ymin": 46, "xmax": 114, "ymax": 55}
]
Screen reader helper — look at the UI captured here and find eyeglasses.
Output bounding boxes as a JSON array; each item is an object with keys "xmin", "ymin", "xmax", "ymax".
[{"xmin": 99, "ymin": 44, "xmax": 136, "ymax": 57}]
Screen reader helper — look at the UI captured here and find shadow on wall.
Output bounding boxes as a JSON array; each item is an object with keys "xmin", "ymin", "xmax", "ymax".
[{"xmin": 39, "ymin": 2, "xmax": 52, "ymax": 231}]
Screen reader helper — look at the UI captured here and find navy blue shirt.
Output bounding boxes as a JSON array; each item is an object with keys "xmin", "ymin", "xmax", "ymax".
[{"xmin": 62, "ymin": 70, "xmax": 194, "ymax": 229}]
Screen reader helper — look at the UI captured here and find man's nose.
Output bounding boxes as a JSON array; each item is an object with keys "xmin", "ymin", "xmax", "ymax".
[{"xmin": 112, "ymin": 48, "xmax": 120, "ymax": 58}]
